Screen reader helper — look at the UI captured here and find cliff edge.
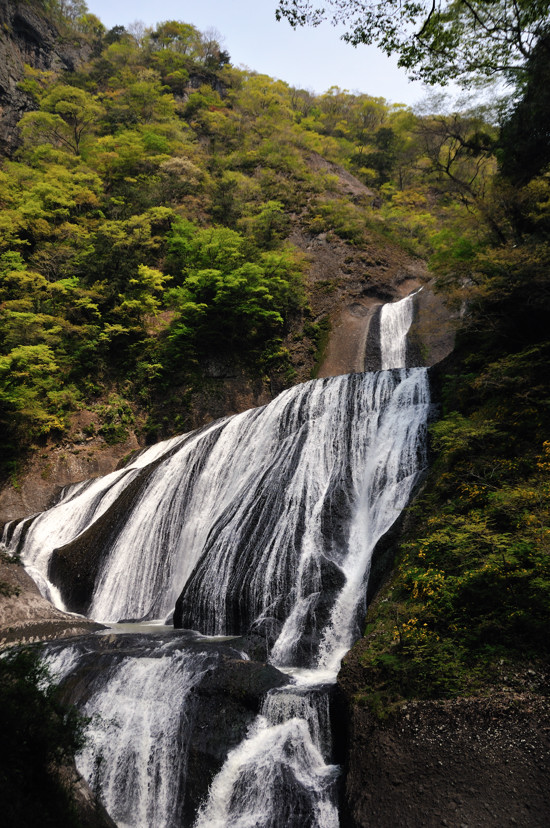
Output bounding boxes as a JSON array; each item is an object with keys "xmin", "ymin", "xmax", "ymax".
[{"xmin": 0, "ymin": 0, "xmax": 88, "ymax": 154}]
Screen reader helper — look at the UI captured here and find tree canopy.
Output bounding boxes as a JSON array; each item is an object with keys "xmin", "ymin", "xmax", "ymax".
[{"xmin": 276, "ymin": 0, "xmax": 550, "ymax": 86}]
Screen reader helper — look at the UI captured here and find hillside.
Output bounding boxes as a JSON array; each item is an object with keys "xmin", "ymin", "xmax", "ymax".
[
  {"xmin": 0, "ymin": 2, "xmax": 549, "ymax": 826},
  {"xmin": 0, "ymin": 1, "xmax": 454, "ymax": 523}
]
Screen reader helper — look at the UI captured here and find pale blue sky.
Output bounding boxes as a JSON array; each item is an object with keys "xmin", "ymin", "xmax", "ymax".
[{"xmin": 86, "ymin": 0, "xmax": 434, "ymax": 106}]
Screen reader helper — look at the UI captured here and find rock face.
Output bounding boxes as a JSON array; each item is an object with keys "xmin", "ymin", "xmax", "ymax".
[
  {"xmin": 0, "ymin": 552, "xmax": 103, "ymax": 648},
  {"xmin": 0, "ymin": 424, "xmax": 142, "ymax": 528},
  {"xmin": 338, "ymin": 637, "xmax": 550, "ymax": 828},
  {"xmin": 338, "ymin": 692, "xmax": 550, "ymax": 828},
  {"xmin": 0, "ymin": 0, "xmax": 89, "ymax": 155}
]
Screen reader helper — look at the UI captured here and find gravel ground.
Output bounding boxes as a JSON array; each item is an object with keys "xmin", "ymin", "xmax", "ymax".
[{"xmin": 342, "ymin": 691, "xmax": 550, "ymax": 828}]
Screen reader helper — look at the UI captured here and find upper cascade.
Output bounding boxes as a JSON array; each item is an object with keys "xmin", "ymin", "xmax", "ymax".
[{"xmin": 379, "ymin": 291, "xmax": 417, "ymax": 370}]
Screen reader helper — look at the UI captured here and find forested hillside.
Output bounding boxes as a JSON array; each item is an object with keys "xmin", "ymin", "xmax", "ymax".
[
  {"xmin": 0, "ymin": 0, "xmax": 499, "ymax": 483},
  {"xmin": 1, "ymin": 1, "xmax": 550, "ymax": 824},
  {"xmin": 337, "ymin": 18, "xmax": 550, "ymax": 709}
]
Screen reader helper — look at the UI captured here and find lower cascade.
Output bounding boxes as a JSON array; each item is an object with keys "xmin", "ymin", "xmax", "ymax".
[{"xmin": 4, "ymin": 359, "xmax": 430, "ymax": 826}]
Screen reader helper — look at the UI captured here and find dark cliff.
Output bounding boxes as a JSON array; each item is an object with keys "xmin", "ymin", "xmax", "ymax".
[{"xmin": 0, "ymin": 0, "xmax": 88, "ymax": 155}]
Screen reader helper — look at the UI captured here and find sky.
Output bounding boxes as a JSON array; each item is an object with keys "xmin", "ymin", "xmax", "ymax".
[{"xmin": 85, "ymin": 0, "xmax": 435, "ymax": 107}]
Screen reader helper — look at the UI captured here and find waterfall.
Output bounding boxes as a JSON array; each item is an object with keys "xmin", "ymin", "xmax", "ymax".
[
  {"xmin": 379, "ymin": 291, "xmax": 416, "ymax": 369},
  {"xmin": 42, "ymin": 631, "xmax": 283, "ymax": 828},
  {"xmin": 2, "ymin": 433, "xmax": 187, "ymax": 614},
  {"xmin": 193, "ymin": 694, "xmax": 340, "ymax": 828},
  {"xmin": 6, "ymin": 296, "xmax": 431, "ymax": 827},
  {"xmin": 3, "ymin": 370, "xmax": 429, "ymax": 654},
  {"xmin": 46, "ymin": 640, "xmax": 209, "ymax": 827}
]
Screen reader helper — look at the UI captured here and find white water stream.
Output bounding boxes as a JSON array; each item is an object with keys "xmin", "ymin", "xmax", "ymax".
[{"xmin": 379, "ymin": 291, "xmax": 416, "ymax": 369}]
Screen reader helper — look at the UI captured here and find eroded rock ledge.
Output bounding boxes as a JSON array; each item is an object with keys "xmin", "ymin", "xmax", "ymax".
[
  {"xmin": 338, "ymin": 646, "xmax": 550, "ymax": 828},
  {"xmin": 0, "ymin": 553, "xmax": 103, "ymax": 648}
]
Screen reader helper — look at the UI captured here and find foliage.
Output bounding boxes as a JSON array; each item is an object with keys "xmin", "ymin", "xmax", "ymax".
[
  {"xmin": 499, "ymin": 33, "xmax": 550, "ymax": 185},
  {"xmin": 2, "ymin": 4, "xmax": 532, "ymax": 477},
  {"xmin": 164, "ymin": 220, "xmax": 305, "ymax": 364},
  {"xmin": 276, "ymin": 0, "xmax": 550, "ymax": 87},
  {"xmin": 355, "ymin": 225, "xmax": 550, "ymax": 709},
  {"xmin": 303, "ymin": 316, "xmax": 331, "ymax": 376},
  {"xmin": 0, "ymin": 647, "xmax": 88, "ymax": 827},
  {"xmin": 0, "ymin": 25, "xmax": 321, "ymax": 467}
]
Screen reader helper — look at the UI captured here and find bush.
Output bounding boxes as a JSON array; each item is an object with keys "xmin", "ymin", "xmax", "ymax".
[{"xmin": 0, "ymin": 647, "xmax": 87, "ymax": 827}]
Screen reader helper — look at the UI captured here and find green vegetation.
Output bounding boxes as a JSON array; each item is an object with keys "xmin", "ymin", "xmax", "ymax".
[
  {"xmin": 276, "ymin": 0, "xmax": 549, "ymax": 87},
  {"xmin": 1, "ymin": 0, "xmax": 549, "ymax": 723},
  {"xmin": 1, "ymin": 8, "xmax": 319, "ymax": 470},
  {"xmin": 4, "ymin": 1, "xmax": 524, "ymax": 472},
  {"xmin": 275, "ymin": 0, "xmax": 550, "ymax": 714},
  {"xmin": 345, "ymin": 48, "xmax": 550, "ymax": 710},
  {"xmin": 303, "ymin": 317, "xmax": 331, "ymax": 377},
  {"xmin": 0, "ymin": 647, "xmax": 88, "ymax": 827}
]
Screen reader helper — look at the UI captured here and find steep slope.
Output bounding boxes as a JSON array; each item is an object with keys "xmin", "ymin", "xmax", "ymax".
[{"xmin": 0, "ymin": 0, "xmax": 88, "ymax": 154}]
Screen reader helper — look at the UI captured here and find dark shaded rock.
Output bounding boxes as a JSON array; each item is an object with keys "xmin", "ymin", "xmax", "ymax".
[
  {"xmin": 336, "ymin": 681, "xmax": 550, "ymax": 828},
  {"xmin": 0, "ymin": 0, "xmax": 89, "ymax": 155},
  {"xmin": 408, "ymin": 286, "xmax": 456, "ymax": 368},
  {"xmin": 230, "ymin": 762, "xmax": 325, "ymax": 828},
  {"xmin": 57, "ymin": 764, "xmax": 117, "ymax": 828},
  {"xmin": 364, "ymin": 304, "xmax": 382, "ymax": 371},
  {"xmin": 289, "ymin": 556, "xmax": 347, "ymax": 667},
  {"xmin": 183, "ymin": 653, "xmax": 288, "ymax": 822},
  {"xmin": 365, "ymin": 467, "xmax": 428, "ymax": 610},
  {"xmin": 187, "ymin": 70, "xmax": 226, "ymax": 98}
]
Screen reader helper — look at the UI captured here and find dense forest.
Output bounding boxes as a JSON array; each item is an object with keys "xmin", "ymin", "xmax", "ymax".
[{"xmin": 1, "ymin": 0, "xmax": 550, "ymax": 823}]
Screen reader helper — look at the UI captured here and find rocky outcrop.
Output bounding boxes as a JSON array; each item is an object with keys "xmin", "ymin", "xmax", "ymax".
[
  {"xmin": 0, "ymin": 423, "xmax": 142, "ymax": 528},
  {"xmin": 0, "ymin": 0, "xmax": 89, "ymax": 155},
  {"xmin": 338, "ymin": 635, "xmax": 550, "ymax": 828},
  {"xmin": 0, "ymin": 552, "xmax": 103, "ymax": 647},
  {"xmin": 57, "ymin": 764, "xmax": 117, "ymax": 828},
  {"xmin": 338, "ymin": 691, "xmax": 550, "ymax": 828}
]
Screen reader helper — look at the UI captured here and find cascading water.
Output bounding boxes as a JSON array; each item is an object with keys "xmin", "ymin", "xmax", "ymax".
[
  {"xmin": 379, "ymin": 291, "xmax": 416, "ymax": 369},
  {"xmin": 5, "ymin": 293, "xmax": 430, "ymax": 827},
  {"xmin": 45, "ymin": 638, "xmax": 211, "ymax": 827},
  {"xmin": 193, "ymin": 686, "xmax": 340, "ymax": 828}
]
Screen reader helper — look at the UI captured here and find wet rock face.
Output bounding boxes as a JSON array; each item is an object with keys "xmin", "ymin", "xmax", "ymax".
[
  {"xmin": 182, "ymin": 650, "xmax": 289, "ymax": 822},
  {"xmin": 0, "ymin": 0, "xmax": 89, "ymax": 155}
]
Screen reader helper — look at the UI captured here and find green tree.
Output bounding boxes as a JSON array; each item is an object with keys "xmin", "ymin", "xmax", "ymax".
[
  {"xmin": 19, "ymin": 85, "xmax": 103, "ymax": 155},
  {"xmin": 276, "ymin": 0, "xmax": 550, "ymax": 87},
  {"xmin": 0, "ymin": 344, "xmax": 67, "ymax": 438},
  {"xmin": 165, "ymin": 221, "xmax": 304, "ymax": 359},
  {"xmin": 148, "ymin": 21, "xmax": 201, "ymax": 56}
]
